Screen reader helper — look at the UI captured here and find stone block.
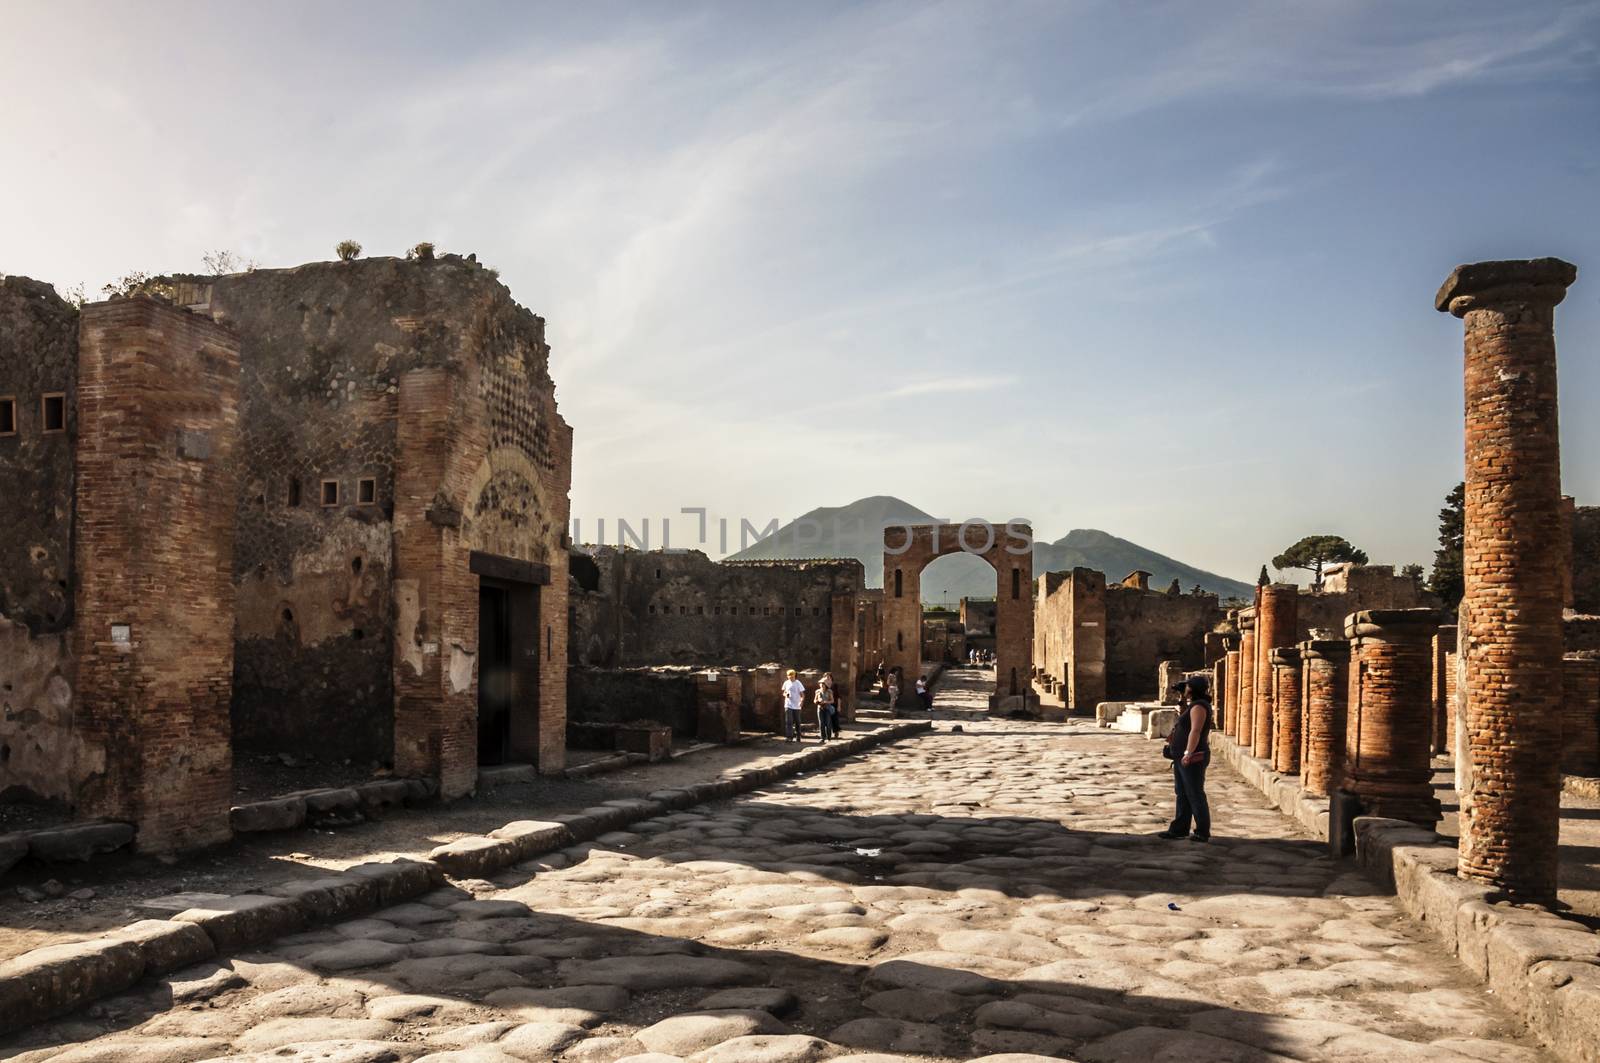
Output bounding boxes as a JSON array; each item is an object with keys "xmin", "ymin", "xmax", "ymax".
[
  {"xmin": 401, "ymin": 777, "xmax": 439, "ymax": 806},
  {"xmin": 0, "ymin": 936, "xmax": 145, "ymax": 1034},
  {"xmin": 229, "ymin": 796, "xmax": 307, "ymax": 834},
  {"xmin": 300, "ymin": 788, "xmax": 361, "ymax": 824},
  {"xmin": 1485, "ymin": 922, "xmax": 1600, "ymax": 1019},
  {"xmin": 172, "ymin": 894, "xmax": 306, "ymax": 954},
  {"xmin": 107, "ymin": 919, "xmax": 215, "ymax": 976},
  {"xmin": 615, "ymin": 724, "xmax": 671, "ymax": 762},
  {"xmin": 355, "ymin": 780, "xmax": 411, "ymax": 816},
  {"xmin": 267, "ymin": 874, "xmax": 382, "ymax": 923},
  {"xmin": 27, "ymin": 822, "xmax": 135, "ymax": 862},
  {"xmin": 0, "ymin": 834, "xmax": 29, "ymax": 876},
  {"xmin": 488, "ymin": 820, "xmax": 572, "ymax": 860},
  {"xmin": 697, "ymin": 699, "xmax": 741, "ymax": 744},
  {"xmin": 345, "ymin": 858, "xmax": 441, "ymax": 905},
  {"xmin": 1144, "ymin": 708, "xmax": 1179, "ymax": 740},
  {"xmin": 428, "ymin": 836, "xmax": 520, "ymax": 878}
]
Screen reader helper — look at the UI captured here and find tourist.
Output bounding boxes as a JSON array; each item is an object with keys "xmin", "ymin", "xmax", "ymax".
[
  {"xmin": 816, "ymin": 672, "xmax": 839, "ymax": 741},
  {"xmin": 781, "ymin": 668, "xmax": 806, "ymax": 742},
  {"xmin": 915, "ymin": 674, "xmax": 930, "ymax": 710},
  {"xmin": 886, "ymin": 669, "xmax": 901, "ymax": 710},
  {"xmin": 1157, "ymin": 675, "xmax": 1213, "ymax": 842}
]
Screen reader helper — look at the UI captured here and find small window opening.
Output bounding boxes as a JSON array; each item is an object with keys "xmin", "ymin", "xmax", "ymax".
[
  {"xmin": 680, "ymin": 605, "xmax": 687, "ymax": 615},
  {"xmin": 352, "ymin": 628, "xmax": 365, "ymax": 641},
  {"xmin": 763, "ymin": 607, "xmax": 770, "ymax": 616},
  {"xmin": 358, "ymin": 477, "xmax": 376, "ymax": 505},
  {"xmin": 813, "ymin": 607, "xmax": 820, "ymax": 616},
  {"xmin": 281, "ymin": 608, "xmax": 294, "ymax": 624},
  {"xmin": 749, "ymin": 607, "xmax": 757, "ymax": 615},
  {"xmin": 288, "ymin": 479, "xmax": 301, "ymax": 506},
  {"xmin": 351, "ymin": 557, "xmax": 363, "ymax": 574},
  {"xmin": 696, "ymin": 605, "xmax": 703, "ymax": 615},
  {"xmin": 41, "ymin": 393, "xmax": 65, "ymax": 433},
  {"xmin": 894, "ymin": 570, "xmax": 903, "ymax": 598},
  {"xmin": 897, "ymin": 631, "xmax": 904, "ymax": 651},
  {"xmin": 320, "ymin": 480, "xmax": 340, "ymax": 507},
  {"xmin": 0, "ymin": 398, "xmax": 15, "ymax": 436},
  {"xmin": 655, "ymin": 568, "xmax": 661, "ymax": 580},
  {"xmin": 1012, "ymin": 568, "xmax": 1021, "ymax": 599},
  {"xmin": 648, "ymin": 604, "xmax": 656, "ymax": 614}
]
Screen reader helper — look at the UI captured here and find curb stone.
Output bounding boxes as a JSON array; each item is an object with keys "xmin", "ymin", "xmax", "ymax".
[
  {"xmin": 0, "ymin": 719, "xmax": 931, "ymax": 1037},
  {"xmin": 1212, "ymin": 733, "xmax": 1600, "ymax": 1063}
]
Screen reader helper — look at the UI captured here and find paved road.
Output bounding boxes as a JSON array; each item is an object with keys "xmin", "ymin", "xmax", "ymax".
[{"xmin": 5, "ymin": 669, "xmax": 1548, "ymax": 1062}]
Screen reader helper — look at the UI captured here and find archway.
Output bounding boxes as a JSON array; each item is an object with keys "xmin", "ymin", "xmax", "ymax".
[{"xmin": 882, "ymin": 522, "xmax": 1034, "ymax": 709}]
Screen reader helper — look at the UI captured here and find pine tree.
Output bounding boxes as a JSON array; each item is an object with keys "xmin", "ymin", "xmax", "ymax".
[
  {"xmin": 1257, "ymin": 564, "xmax": 1270, "ymax": 587},
  {"xmin": 1429, "ymin": 482, "xmax": 1465, "ymax": 608}
]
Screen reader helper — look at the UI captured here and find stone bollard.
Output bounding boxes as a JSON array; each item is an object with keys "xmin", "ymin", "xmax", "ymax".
[
  {"xmin": 1343, "ymin": 609, "xmax": 1443, "ymax": 829},
  {"xmin": 1269, "ymin": 647, "xmax": 1302, "ymax": 775},
  {"xmin": 1254, "ymin": 585, "xmax": 1298, "ymax": 760},
  {"xmin": 1234, "ymin": 611, "xmax": 1256, "ymax": 743},
  {"xmin": 1561, "ymin": 655, "xmax": 1600, "ymax": 777},
  {"xmin": 1299, "ymin": 639, "xmax": 1351, "ymax": 796},
  {"xmin": 1439, "ymin": 257, "xmax": 1575, "ymax": 903}
]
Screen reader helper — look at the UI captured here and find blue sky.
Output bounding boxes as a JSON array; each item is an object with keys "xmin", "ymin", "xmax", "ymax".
[{"xmin": 3, "ymin": 1, "xmax": 1597, "ymax": 583}]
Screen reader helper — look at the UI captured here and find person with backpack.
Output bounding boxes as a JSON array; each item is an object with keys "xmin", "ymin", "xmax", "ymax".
[{"xmin": 1156, "ymin": 675, "xmax": 1213, "ymax": 843}]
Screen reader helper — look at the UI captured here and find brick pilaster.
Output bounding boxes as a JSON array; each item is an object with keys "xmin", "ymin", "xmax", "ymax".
[
  {"xmin": 1269, "ymin": 646, "xmax": 1302, "ymax": 774},
  {"xmin": 1254, "ymin": 585, "xmax": 1297, "ymax": 759},
  {"xmin": 1343, "ymin": 608, "xmax": 1443, "ymax": 829},
  {"xmin": 1300, "ymin": 638, "xmax": 1350, "ymax": 796}
]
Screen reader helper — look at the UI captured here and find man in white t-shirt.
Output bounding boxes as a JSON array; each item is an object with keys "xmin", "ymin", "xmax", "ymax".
[{"xmin": 781, "ymin": 668, "xmax": 806, "ymax": 742}]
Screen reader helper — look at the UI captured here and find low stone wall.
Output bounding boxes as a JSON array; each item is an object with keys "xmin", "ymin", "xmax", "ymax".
[
  {"xmin": 1213, "ymin": 734, "xmax": 1600, "ymax": 1063},
  {"xmin": 567, "ymin": 667, "xmax": 699, "ymax": 736},
  {"xmin": 0, "ymin": 719, "xmax": 934, "ymax": 1035}
]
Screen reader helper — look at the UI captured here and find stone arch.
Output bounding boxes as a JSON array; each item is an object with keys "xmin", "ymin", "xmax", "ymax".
[{"xmin": 882, "ymin": 522, "xmax": 1034, "ymax": 709}]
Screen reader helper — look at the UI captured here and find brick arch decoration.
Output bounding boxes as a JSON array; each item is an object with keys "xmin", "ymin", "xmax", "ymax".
[{"xmin": 881, "ymin": 523, "xmax": 1034, "ymax": 709}]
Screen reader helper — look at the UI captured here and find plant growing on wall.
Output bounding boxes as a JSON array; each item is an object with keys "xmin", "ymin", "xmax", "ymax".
[
  {"xmin": 335, "ymin": 239, "xmax": 363, "ymax": 261},
  {"xmin": 1271, "ymin": 535, "xmax": 1369, "ymax": 590},
  {"xmin": 407, "ymin": 241, "xmax": 436, "ymax": 261},
  {"xmin": 202, "ymin": 249, "xmax": 258, "ymax": 274},
  {"xmin": 1429, "ymin": 482, "xmax": 1465, "ymax": 609}
]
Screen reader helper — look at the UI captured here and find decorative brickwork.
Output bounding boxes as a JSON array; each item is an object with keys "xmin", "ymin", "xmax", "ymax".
[
  {"xmin": 1268, "ymin": 646, "xmax": 1302, "ymax": 774},
  {"xmin": 882, "ymin": 523, "xmax": 1032, "ymax": 707},
  {"xmin": 1299, "ymin": 638, "xmax": 1350, "ymax": 796},
  {"xmin": 1561, "ymin": 654, "xmax": 1600, "ymax": 777},
  {"xmin": 1343, "ymin": 609, "xmax": 1443, "ymax": 829},
  {"xmin": 1438, "ymin": 257, "xmax": 1576, "ymax": 902},
  {"xmin": 71, "ymin": 299, "xmax": 241, "ymax": 851},
  {"xmin": 1253, "ymin": 585, "xmax": 1297, "ymax": 759}
]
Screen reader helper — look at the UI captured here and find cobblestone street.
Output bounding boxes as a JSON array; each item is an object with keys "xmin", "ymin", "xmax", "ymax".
[{"xmin": 4, "ymin": 670, "xmax": 1549, "ymax": 1062}]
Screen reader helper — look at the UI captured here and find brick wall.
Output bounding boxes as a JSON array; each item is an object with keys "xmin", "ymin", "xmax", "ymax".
[{"xmin": 72, "ymin": 298, "xmax": 241, "ymax": 851}]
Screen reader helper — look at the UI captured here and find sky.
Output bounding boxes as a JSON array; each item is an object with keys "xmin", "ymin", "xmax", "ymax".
[{"xmin": 3, "ymin": 0, "xmax": 1598, "ymax": 584}]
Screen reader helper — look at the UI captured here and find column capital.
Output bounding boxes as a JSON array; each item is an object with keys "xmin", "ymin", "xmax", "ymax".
[
  {"xmin": 1345, "ymin": 608, "xmax": 1444, "ymax": 641},
  {"xmin": 1435, "ymin": 258, "xmax": 1576, "ymax": 318},
  {"xmin": 1268, "ymin": 646, "xmax": 1301, "ymax": 668},
  {"xmin": 1299, "ymin": 638, "xmax": 1350, "ymax": 661}
]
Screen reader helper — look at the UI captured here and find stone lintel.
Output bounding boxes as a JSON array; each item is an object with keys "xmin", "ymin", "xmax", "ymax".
[
  {"xmin": 1435, "ymin": 257, "xmax": 1577, "ymax": 317},
  {"xmin": 1300, "ymin": 638, "xmax": 1350, "ymax": 661},
  {"xmin": 1345, "ymin": 608, "xmax": 1444, "ymax": 641}
]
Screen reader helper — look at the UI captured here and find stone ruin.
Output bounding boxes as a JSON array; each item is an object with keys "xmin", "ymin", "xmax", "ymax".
[{"xmin": 0, "ymin": 256, "xmax": 572, "ymax": 857}]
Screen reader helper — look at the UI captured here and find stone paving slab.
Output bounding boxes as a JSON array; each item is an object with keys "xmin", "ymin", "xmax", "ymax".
[{"xmin": 0, "ymin": 671, "xmax": 1552, "ymax": 1062}]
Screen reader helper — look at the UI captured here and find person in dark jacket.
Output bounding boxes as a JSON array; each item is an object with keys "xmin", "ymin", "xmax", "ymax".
[{"xmin": 1157, "ymin": 675, "xmax": 1213, "ymax": 843}]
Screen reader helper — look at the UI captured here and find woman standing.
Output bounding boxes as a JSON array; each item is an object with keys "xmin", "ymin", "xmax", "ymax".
[
  {"xmin": 816, "ymin": 673, "xmax": 839, "ymax": 742},
  {"xmin": 1157, "ymin": 675, "xmax": 1213, "ymax": 843}
]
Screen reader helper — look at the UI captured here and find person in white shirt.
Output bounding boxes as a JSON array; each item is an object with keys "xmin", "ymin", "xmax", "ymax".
[
  {"xmin": 781, "ymin": 668, "xmax": 806, "ymax": 742},
  {"xmin": 915, "ymin": 675, "xmax": 930, "ymax": 710}
]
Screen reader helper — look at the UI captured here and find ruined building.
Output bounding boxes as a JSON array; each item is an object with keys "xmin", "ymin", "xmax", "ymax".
[{"xmin": 0, "ymin": 256, "xmax": 572, "ymax": 851}]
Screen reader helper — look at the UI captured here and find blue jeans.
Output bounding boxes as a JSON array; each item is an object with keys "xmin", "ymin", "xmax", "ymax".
[
  {"xmin": 784, "ymin": 708, "xmax": 803, "ymax": 740},
  {"xmin": 818, "ymin": 706, "xmax": 839, "ymax": 739},
  {"xmin": 1169, "ymin": 753, "xmax": 1211, "ymax": 838}
]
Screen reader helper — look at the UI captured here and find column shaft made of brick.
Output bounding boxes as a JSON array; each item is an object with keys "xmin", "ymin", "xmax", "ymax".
[
  {"xmin": 1235, "ymin": 619, "xmax": 1256, "ymax": 743},
  {"xmin": 1215, "ymin": 652, "xmax": 1231, "ymax": 733},
  {"xmin": 1439, "ymin": 257, "xmax": 1575, "ymax": 902},
  {"xmin": 1300, "ymin": 639, "xmax": 1351, "ymax": 796},
  {"xmin": 1269, "ymin": 647, "xmax": 1302, "ymax": 774},
  {"xmin": 72, "ymin": 299, "xmax": 241, "ymax": 852},
  {"xmin": 1562, "ymin": 655, "xmax": 1600, "ymax": 776},
  {"xmin": 1430, "ymin": 625, "xmax": 1458, "ymax": 755},
  {"xmin": 393, "ymin": 367, "xmax": 488, "ymax": 798},
  {"xmin": 1344, "ymin": 609, "xmax": 1443, "ymax": 828},
  {"xmin": 1254, "ymin": 585, "xmax": 1298, "ymax": 759}
]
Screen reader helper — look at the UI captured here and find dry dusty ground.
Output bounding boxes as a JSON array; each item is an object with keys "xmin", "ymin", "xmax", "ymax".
[{"xmin": 1, "ymin": 669, "xmax": 1552, "ymax": 1062}]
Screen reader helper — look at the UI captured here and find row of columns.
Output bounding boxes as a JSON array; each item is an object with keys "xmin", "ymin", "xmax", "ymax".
[{"xmin": 1216, "ymin": 258, "xmax": 1577, "ymax": 905}]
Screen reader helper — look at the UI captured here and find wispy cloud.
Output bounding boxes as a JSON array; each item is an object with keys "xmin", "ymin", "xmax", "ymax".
[{"xmin": 888, "ymin": 375, "xmax": 1019, "ymax": 399}]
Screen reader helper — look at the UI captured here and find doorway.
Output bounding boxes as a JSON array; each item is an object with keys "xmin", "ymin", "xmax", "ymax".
[{"xmin": 476, "ymin": 575, "xmax": 541, "ymax": 766}]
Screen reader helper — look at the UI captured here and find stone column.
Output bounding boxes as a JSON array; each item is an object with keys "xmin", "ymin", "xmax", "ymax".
[
  {"xmin": 1438, "ymin": 257, "xmax": 1575, "ymax": 901},
  {"xmin": 1562, "ymin": 654, "xmax": 1600, "ymax": 777},
  {"xmin": 1254, "ymin": 585, "xmax": 1298, "ymax": 759},
  {"xmin": 1300, "ymin": 639, "xmax": 1350, "ymax": 796},
  {"xmin": 1430, "ymin": 625, "xmax": 1457, "ymax": 755},
  {"xmin": 1235, "ymin": 614, "xmax": 1256, "ymax": 743},
  {"xmin": 1560, "ymin": 495, "xmax": 1576, "ymax": 611},
  {"xmin": 1344, "ymin": 609, "xmax": 1442, "ymax": 828},
  {"xmin": 1219, "ymin": 650, "xmax": 1237, "ymax": 733},
  {"xmin": 1269, "ymin": 647, "xmax": 1303, "ymax": 774}
]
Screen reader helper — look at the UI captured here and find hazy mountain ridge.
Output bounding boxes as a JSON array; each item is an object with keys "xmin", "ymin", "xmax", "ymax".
[{"xmin": 726, "ymin": 495, "xmax": 1254, "ymax": 603}]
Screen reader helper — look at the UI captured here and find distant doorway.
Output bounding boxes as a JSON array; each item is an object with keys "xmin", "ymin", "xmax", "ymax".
[
  {"xmin": 478, "ymin": 583, "xmax": 513, "ymax": 764},
  {"xmin": 475, "ymin": 568, "xmax": 541, "ymax": 767}
]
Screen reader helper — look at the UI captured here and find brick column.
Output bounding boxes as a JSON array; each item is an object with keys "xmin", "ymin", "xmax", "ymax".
[
  {"xmin": 1343, "ymin": 609, "xmax": 1442, "ymax": 828},
  {"xmin": 1269, "ymin": 647, "xmax": 1302, "ymax": 774},
  {"xmin": 1560, "ymin": 495, "xmax": 1576, "ymax": 611},
  {"xmin": 1217, "ymin": 651, "xmax": 1235, "ymax": 732},
  {"xmin": 1235, "ymin": 615, "xmax": 1256, "ymax": 743},
  {"xmin": 1562, "ymin": 654, "xmax": 1600, "ymax": 777},
  {"xmin": 1438, "ymin": 257, "xmax": 1575, "ymax": 901},
  {"xmin": 1300, "ymin": 639, "xmax": 1350, "ymax": 796},
  {"xmin": 1430, "ymin": 625, "xmax": 1457, "ymax": 755},
  {"xmin": 1254, "ymin": 585, "xmax": 1297, "ymax": 759},
  {"xmin": 72, "ymin": 299, "xmax": 240, "ymax": 851}
]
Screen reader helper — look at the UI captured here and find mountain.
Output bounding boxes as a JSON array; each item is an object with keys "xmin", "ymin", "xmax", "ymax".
[{"xmin": 725, "ymin": 496, "xmax": 1254, "ymax": 603}]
